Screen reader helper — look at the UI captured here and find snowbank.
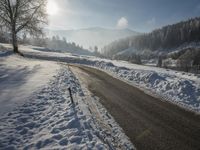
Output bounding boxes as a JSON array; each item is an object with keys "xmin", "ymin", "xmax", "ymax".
[{"xmin": 0, "ymin": 63, "xmax": 134, "ymax": 149}]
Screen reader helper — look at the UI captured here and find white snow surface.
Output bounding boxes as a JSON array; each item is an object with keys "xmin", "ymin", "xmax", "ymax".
[
  {"xmin": 0, "ymin": 52, "xmax": 134, "ymax": 149},
  {"xmin": 0, "ymin": 55, "xmax": 60, "ymax": 115}
]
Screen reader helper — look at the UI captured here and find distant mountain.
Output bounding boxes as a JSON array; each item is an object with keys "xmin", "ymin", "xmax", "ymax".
[{"xmin": 46, "ymin": 27, "xmax": 140, "ymax": 51}]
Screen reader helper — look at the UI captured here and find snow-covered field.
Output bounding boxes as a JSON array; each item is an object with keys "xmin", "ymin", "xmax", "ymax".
[{"xmin": 0, "ymin": 52, "xmax": 134, "ymax": 149}]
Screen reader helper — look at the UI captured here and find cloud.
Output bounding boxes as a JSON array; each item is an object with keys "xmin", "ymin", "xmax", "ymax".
[
  {"xmin": 117, "ymin": 17, "xmax": 128, "ymax": 29},
  {"xmin": 147, "ymin": 17, "xmax": 156, "ymax": 26}
]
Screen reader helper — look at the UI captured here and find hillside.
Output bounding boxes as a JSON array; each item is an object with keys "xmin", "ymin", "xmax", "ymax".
[
  {"xmin": 46, "ymin": 27, "xmax": 139, "ymax": 50},
  {"xmin": 102, "ymin": 17, "xmax": 200, "ymax": 71},
  {"xmin": 103, "ymin": 17, "xmax": 200, "ymax": 57}
]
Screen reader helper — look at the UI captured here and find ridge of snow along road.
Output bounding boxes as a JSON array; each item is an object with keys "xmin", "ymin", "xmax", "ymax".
[
  {"xmin": 91, "ymin": 61, "xmax": 200, "ymax": 113},
  {"xmin": 0, "ymin": 63, "xmax": 134, "ymax": 149}
]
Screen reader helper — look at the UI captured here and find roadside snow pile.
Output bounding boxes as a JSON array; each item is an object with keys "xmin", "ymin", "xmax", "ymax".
[
  {"xmin": 0, "ymin": 65, "xmax": 134, "ymax": 150},
  {"xmin": 93, "ymin": 61, "xmax": 200, "ymax": 113}
]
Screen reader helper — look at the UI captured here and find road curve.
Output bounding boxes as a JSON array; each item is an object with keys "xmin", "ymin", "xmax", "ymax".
[{"xmin": 70, "ymin": 65, "xmax": 200, "ymax": 150}]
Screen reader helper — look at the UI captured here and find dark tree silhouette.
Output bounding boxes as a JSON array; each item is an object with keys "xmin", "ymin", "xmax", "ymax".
[{"xmin": 0, "ymin": 0, "xmax": 47, "ymax": 55}]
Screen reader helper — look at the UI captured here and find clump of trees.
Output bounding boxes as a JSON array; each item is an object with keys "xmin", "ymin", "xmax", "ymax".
[
  {"xmin": 157, "ymin": 48, "xmax": 200, "ymax": 72},
  {"xmin": 0, "ymin": 0, "xmax": 47, "ymax": 55},
  {"xmin": 175, "ymin": 48, "xmax": 200, "ymax": 72}
]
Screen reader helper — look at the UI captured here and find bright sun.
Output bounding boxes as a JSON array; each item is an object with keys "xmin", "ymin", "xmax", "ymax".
[{"xmin": 47, "ymin": 1, "xmax": 58, "ymax": 15}]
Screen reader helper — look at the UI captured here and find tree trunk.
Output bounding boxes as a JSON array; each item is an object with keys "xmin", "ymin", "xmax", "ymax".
[
  {"xmin": 12, "ymin": 31, "xmax": 19, "ymax": 53},
  {"xmin": 12, "ymin": 31, "xmax": 24, "ymax": 56}
]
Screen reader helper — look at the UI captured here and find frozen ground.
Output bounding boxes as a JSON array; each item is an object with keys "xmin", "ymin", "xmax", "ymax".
[{"xmin": 0, "ymin": 52, "xmax": 134, "ymax": 149}]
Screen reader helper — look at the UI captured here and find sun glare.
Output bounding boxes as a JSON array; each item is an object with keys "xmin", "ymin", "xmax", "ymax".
[{"xmin": 47, "ymin": 1, "xmax": 58, "ymax": 15}]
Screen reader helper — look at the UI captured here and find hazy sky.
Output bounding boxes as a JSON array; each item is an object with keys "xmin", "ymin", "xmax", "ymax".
[{"xmin": 47, "ymin": 0, "xmax": 200, "ymax": 32}]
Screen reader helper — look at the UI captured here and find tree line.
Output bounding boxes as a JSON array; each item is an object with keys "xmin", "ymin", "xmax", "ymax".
[
  {"xmin": 23, "ymin": 35, "xmax": 93, "ymax": 55},
  {"xmin": 102, "ymin": 17, "xmax": 200, "ymax": 57}
]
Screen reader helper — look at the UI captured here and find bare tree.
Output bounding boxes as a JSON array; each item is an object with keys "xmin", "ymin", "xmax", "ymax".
[{"xmin": 0, "ymin": 0, "xmax": 47, "ymax": 55}]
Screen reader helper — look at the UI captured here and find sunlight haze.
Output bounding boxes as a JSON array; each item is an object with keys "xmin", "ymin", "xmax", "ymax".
[
  {"xmin": 47, "ymin": 0, "xmax": 59, "ymax": 15},
  {"xmin": 47, "ymin": 0, "xmax": 200, "ymax": 32}
]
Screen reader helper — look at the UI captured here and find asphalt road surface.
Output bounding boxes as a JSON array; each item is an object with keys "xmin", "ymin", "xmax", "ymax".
[{"xmin": 71, "ymin": 65, "xmax": 200, "ymax": 150}]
